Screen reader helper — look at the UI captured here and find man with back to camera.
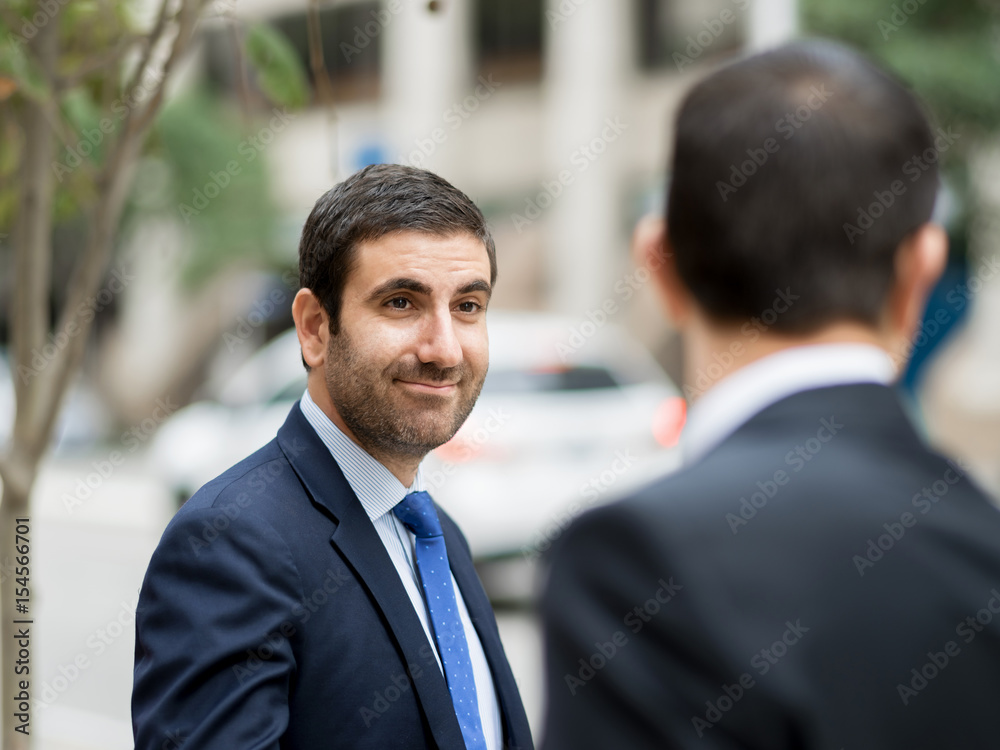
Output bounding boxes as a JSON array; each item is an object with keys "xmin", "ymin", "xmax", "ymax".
[
  {"xmin": 541, "ymin": 40, "xmax": 1000, "ymax": 748},
  {"xmin": 132, "ymin": 164, "xmax": 533, "ymax": 749}
]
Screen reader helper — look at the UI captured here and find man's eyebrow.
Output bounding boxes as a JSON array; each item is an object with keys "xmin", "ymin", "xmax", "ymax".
[
  {"xmin": 365, "ymin": 278, "xmax": 433, "ymax": 302},
  {"xmin": 458, "ymin": 280, "xmax": 492, "ymax": 300},
  {"xmin": 366, "ymin": 277, "xmax": 493, "ymax": 303}
]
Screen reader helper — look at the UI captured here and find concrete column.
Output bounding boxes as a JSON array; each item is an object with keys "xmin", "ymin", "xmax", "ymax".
[
  {"xmin": 382, "ymin": 0, "xmax": 471, "ymax": 175},
  {"xmin": 542, "ymin": 0, "xmax": 631, "ymax": 315},
  {"xmin": 747, "ymin": 0, "xmax": 798, "ymax": 51}
]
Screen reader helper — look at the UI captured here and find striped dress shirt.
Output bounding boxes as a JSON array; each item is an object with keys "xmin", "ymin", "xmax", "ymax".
[{"xmin": 300, "ymin": 389, "xmax": 503, "ymax": 748}]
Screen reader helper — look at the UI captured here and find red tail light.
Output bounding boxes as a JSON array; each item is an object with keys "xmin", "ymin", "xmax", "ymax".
[
  {"xmin": 652, "ymin": 397, "xmax": 687, "ymax": 448},
  {"xmin": 435, "ymin": 434, "xmax": 480, "ymax": 463}
]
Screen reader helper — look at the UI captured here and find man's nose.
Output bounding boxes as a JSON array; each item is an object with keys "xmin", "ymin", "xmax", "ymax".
[{"xmin": 416, "ymin": 309, "xmax": 463, "ymax": 369}]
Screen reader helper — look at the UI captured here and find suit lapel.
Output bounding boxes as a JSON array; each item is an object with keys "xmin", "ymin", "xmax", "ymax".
[{"xmin": 277, "ymin": 404, "xmax": 466, "ymax": 750}]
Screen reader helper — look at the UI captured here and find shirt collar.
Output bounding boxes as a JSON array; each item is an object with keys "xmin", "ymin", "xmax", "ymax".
[
  {"xmin": 682, "ymin": 343, "xmax": 896, "ymax": 466},
  {"xmin": 299, "ymin": 388, "xmax": 424, "ymax": 522}
]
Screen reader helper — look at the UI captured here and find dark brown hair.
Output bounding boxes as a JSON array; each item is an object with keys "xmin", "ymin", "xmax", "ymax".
[{"xmin": 667, "ymin": 39, "xmax": 940, "ymax": 330}]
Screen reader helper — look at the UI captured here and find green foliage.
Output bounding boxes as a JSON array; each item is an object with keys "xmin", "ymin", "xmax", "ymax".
[
  {"xmin": 880, "ymin": 33, "xmax": 1000, "ymax": 134},
  {"xmin": 0, "ymin": 34, "xmax": 49, "ymax": 101},
  {"xmin": 148, "ymin": 89, "xmax": 285, "ymax": 289},
  {"xmin": 59, "ymin": 87, "xmax": 106, "ymax": 163},
  {"xmin": 1, "ymin": 1, "xmax": 136, "ymax": 227},
  {"xmin": 0, "ymin": 120, "xmax": 22, "ymax": 230},
  {"xmin": 801, "ymin": 0, "xmax": 1000, "ymax": 137},
  {"xmin": 0, "ymin": 3, "xmax": 308, "ymax": 291},
  {"xmin": 245, "ymin": 22, "xmax": 310, "ymax": 110},
  {"xmin": 802, "ymin": 0, "xmax": 1000, "ymax": 252}
]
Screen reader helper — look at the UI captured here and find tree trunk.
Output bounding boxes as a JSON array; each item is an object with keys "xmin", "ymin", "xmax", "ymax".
[
  {"xmin": 0, "ymin": 3, "xmax": 211, "ymax": 745},
  {"xmin": 2, "ymin": 3, "xmax": 57, "ymax": 745},
  {"xmin": 1, "ymin": 476, "xmax": 34, "ymax": 750}
]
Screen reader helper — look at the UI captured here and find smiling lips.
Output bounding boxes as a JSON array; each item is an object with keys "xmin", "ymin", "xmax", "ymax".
[{"xmin": 395, "ymin": 379, "xmax": 458, "ymax": 394}]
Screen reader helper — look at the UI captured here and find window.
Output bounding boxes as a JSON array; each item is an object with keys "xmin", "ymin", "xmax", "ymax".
[
  {"xmin": 636, "ymin": 0, "xmax": 746, "ymax": 72},
  {"xmin": 483, "ymin": 366, "xmax": 621, "ymax": 393},
  {"xmin": 204, "ymin": 2, "xmax": 382, "ymax": 105},
  {"xmin": 474, "ymin": 0, "xmax": 544, "ymax": 83}
]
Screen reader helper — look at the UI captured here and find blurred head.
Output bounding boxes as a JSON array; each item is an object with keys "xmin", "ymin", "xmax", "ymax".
[
  {"xmin": 293, "ymin": 165, "xmax": 494, "ymax": 476},
  {"xmin": 659, "ymin": 39, "xmax": 945, "ymax": 335}
]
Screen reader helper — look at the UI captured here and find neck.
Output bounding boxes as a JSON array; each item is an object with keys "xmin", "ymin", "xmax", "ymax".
[
  {"xmin": 307, "ymin": 377, "xmax": 420, "ymax": 486},
  {"xmin": 683, "ymin": 317, "xmax": 895, "ymax": 402}
]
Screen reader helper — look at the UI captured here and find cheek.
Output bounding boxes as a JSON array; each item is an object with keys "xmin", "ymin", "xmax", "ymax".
[
  {"xmin": 353, "ymin": 316, "xmax": 408, "ymax": 358},
  {"xmin": 461, "ymin": 328, "xmax": 490, "ymax": 372}
]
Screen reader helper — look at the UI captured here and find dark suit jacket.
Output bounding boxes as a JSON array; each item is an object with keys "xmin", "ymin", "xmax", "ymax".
[
  {"xmin": 133, "ymin": 402, "xmax": 533, "ymax": 750},
  {"xmin": 542, "ymin": 384, "xmax": 1000, "ymax": 749}
]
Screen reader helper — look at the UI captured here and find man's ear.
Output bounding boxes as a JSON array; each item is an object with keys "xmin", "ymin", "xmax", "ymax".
[
  {"xmin": 632, "ymin": 214, "xmax": 691, "ymax": 327},
  {"xmin": 888, "ymin": 222, "xmax": 947, "ymax": 344},
  {"xmin": 292, "ymin": 288, "xmax": 330, "ymax": 369}
]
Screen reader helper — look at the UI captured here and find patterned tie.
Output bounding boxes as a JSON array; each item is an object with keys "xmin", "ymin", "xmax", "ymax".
[{"xmin": 393, "ymin": 491, "xmax": 488, "ymax": 750}]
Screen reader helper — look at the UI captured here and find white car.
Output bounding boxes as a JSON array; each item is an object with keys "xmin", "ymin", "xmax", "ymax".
[
  {"xmin": 146, "ymin": 329, "xmax": 306, "ymax": 503},
  {"xmin": 147, "ymin": 312, "xmax": 686, "ymax": 566},
  {"xmin": 427, "ymin": 312, "xmax": 684, "ymax": 562},
  {"xmin": 0, "ymin": 350, "xmax": 113, "ymax": 454}
]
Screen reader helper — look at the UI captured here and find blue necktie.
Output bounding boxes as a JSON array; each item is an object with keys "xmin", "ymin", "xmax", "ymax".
[{"xmin": 393, "ymin": 491, "xmax": 487, "ymax": 750}]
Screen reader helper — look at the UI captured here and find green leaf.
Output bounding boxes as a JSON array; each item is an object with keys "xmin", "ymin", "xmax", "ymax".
[
  {"xmin": 0, "ymin": 33, "xmax": 51, "ymax": 101},
  {"xmin": 151, "ymin": 89, "xmax": 285, "ymax": 290},
  {"xmin": 244, "ymin": 22, "xmax": 309, "ymax": 109},
  {"xmin": 60, "ymin": 87, "xmax": 107, "ymax": 164},
  {"xmin": 801, "ymin": 0, "xmax": 1000, "ymax": 135}
]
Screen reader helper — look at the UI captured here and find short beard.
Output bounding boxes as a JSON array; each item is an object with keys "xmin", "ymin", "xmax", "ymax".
[{"xmin": 323, "ymin": 327, "xmax": 484, "ymax": 463}]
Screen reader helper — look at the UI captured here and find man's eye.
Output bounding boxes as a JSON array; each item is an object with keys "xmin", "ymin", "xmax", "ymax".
[
  {"xmin": 388, "ymin": 297, "xmax": 410, "ymax": 309},
  {"xmin": 457, "ymin": 301, "xmax": 481, "ymax": 313}
]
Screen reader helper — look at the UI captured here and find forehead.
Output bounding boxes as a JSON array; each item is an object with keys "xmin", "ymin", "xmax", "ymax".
[{"xmin": 349, "ymin": 231, "xmax": 491, "ymax": 288}]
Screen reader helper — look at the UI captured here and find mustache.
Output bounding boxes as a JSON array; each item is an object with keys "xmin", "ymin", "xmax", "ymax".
[{"xmin": 390, "ymin": 361, "xmax": 467, "ymax": 383}]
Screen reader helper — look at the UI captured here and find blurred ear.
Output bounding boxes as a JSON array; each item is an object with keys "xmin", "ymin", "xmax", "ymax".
[
  {"xmin": 292, "ymin": 288, "xmax": 329, "ymax": 369},
  {"xmin": 633, "ymin": 214, "xmax": 692, "ymax": 327},
  {"xmin": 887, "ymin": 222, "xmax": 947, "ymax": 344}
]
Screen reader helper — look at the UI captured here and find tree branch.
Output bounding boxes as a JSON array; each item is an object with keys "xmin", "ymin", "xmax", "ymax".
[
  {"xmin": 230, "ymin": 18, "xmax": 252, "ymax": 126},
  {"xmin": 307, "ymin": 0, "xmax": 334, "ymax": 108},
  {"xmin": 41, "ymin": 96, "xmax": 101, "ymax": 185},
  {"xmin": 10, "ymin": 4, "xmax": 58, "ymax": 462},
  {"xmin": 307, "ymin": 0, "xmax": 340, "ymax": 178},
  {"xmin": 124, "ymin": 0, "xmax": 174, "ymax": 100},
  {"xmin": 37, "ymin": 0, "xmax": 203, "ymax": 444},
  {"xmin": 53, "ymin": 34, "xmax": 143, "ymax": 91},
  {"xmin": 131, "ymin": 0, "xmax": 204, "ymax": 134}
]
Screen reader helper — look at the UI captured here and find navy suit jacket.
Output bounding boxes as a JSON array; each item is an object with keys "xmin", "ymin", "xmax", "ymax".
[
  {"xmin": 543, "ymin": 384, "xmax": 1000, "ymax": 748},
  {"xmin": 133, "ymin": 402, "xmax": 533, "ymax": 749}
]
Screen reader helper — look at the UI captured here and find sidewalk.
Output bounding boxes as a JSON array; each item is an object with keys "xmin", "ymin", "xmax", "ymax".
[{"xmin": 11, "ymin": 453, "xmax": 173, "ymax": 750}]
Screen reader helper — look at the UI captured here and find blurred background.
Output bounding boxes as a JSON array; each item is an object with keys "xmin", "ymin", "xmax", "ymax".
[{"xmin": 1, "ymin": 0, "xmax": 998, "ymax": 746}]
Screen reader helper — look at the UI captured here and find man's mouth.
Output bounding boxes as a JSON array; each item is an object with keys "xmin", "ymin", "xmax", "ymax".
[{"xmin": 394, "ymin": 379, "xmax": 459, "ymax": 394}]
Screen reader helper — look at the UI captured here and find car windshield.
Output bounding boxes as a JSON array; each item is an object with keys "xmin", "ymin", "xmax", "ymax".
[{"xmin": 482, "ymin": 366, "xmax": 620, "ymax": 393}]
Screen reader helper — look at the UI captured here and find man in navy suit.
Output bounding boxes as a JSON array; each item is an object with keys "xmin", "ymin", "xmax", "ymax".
[
  {"xmin": 542, "ymin": 41, "xmax": 1000, "ymax": 748},
  {"xmin": 133, "ymin": 164, "xmax": 533, "ymax": 749}
]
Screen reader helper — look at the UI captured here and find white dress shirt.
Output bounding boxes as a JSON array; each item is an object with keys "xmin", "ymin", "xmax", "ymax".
[
  {"xmin": 300, "ymin": 389, "xmax": 503, "ymax": 748},
  {"xmin": 682, "ymin": 343, "xmax": 897, "ymax": 466}
]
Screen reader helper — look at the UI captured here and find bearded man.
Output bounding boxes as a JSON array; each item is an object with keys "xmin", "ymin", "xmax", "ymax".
[{"xmin": 133, "ymin": 164, "xmax": 533, "ymax": 750}]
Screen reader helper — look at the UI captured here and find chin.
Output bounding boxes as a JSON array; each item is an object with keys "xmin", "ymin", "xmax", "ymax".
[{"xmin": 406, "ymin": 415, "xmax": 463, "ymax": 447}]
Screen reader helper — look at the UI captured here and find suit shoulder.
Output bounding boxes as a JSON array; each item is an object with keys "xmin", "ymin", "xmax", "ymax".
[
  {"xmin": 180, "ymin": 438, "xmax": 291, "ymax": 509},
  {"xmin": 553, "ymin": 447, "xmax": 787, "ymax": 568},
  {"xmin": 607, "ymin": 456, "xmax": 743, "ymax": 526},
  {"xmin": 160, "ymin": 438, "xmax": 306, "ymax": 541}
]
